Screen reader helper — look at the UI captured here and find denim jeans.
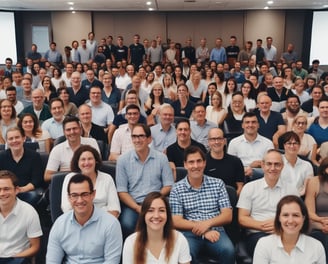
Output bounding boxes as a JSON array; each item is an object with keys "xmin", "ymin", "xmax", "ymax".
[
  {"xmin": 0, "ymin": 258, "xmax": 30, "ymax": 264},
  {"xmin": 182, "ymin": 230, "xmax": 235, "ymax": 264},
  {"xmin": 119, "ymin": 204, "xmax": 139, "ymax": 241}
]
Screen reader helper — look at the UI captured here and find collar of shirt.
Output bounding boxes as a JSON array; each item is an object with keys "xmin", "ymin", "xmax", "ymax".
[
  {"xmin": 276, "ymin": 233, "xmax": 305, "ymax": 253},
  {"xmin": 132, "ymin": 147, "xmax": 155, "ymax": 162},
  {"xmin": 261, "ymin": 177, "xmax": 283, "ymax": 190},
  {"xmin": 69, "ymin": 205, "xmax": 99, "ymax": 227}
]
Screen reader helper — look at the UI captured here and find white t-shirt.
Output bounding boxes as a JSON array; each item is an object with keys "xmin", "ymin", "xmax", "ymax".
[{"xmin": 123, "ymin": 231, "xmax": 191, "ymax": 264}]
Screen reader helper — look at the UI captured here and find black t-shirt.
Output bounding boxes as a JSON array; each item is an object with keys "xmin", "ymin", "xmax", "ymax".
[
  {"xmin": 204, "ymin": 152, "xmax": 245, "ymax": 189},
  {"xmin": 167, "ymin": 139, "xmax": 207, "ymax": 167}
]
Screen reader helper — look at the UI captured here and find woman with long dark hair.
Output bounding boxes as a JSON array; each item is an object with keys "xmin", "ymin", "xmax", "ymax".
[{"xmin": 123, "ymin": 192, "xmax": 191, "ymax": 264}]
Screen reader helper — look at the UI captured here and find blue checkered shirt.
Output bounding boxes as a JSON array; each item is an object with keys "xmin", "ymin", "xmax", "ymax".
[{"xmin": 169, "ymin": 175, "xmax": 231, "ymax": 232}]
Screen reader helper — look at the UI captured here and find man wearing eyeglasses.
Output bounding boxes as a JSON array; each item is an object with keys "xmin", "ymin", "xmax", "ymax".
[
  {"xmin": 237, "ymin": 149, "xmax": 298, "ymax": 257},
  {"xmin": 228, "ymin": 112, "xmax": 274, "ymax": 181},
  {"xmin": 205, "ymin": 127, "xmax": 244, "ymax": 196},
  {"xmin": 47, "ymin": 174, "xmax": 122, "ymax": 264},
  {"xmin": 44, "ymin": 116, "xmax": 100, "ymax": 182},
  {"xmin": 116, "ymin": 123, "xmax": 174, "ymax": 240},
  {"xmin": 108, "ymin": 104, "xmax": 140, "ymax": 161}
]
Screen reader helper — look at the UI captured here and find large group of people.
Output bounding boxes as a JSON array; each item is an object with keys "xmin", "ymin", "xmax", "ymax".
[{"xmin": 1, "ymin": 31, "xmax": 328, "ymax": 264}]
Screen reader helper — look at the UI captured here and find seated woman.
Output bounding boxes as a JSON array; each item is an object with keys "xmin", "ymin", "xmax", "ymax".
[
  {"xmin": 171, "ymin": 83, "xmax": 195, "ymax": 119},
  {"xmin": 240, "ymin": 80, "xmax": 256, "ymax": 112},
  {"xmin": 186, "ymin": 71, "xmax": 207, "ymax": 103},
  {"xmin": 57, "ymin": 87, "xmax": 78, "ymax": 116},
  {"xmin": 61, "ymin": 145, "xmax": 120, "ymax": 218},
  {"xmin": 42, "ymin": 75, "xmax": 57, "ymax": 105},
  {"xmin": 144, "ymin": 82, "xmax": 168, "ymax": 126},
  {"xmin": 0, "ymin": 99, "xmax": 18, "ymax": 144},
  {"xmin": 280, "ymin": 131, "xmax": 314, "ymax": 196},
  {"xmin": 122, "ymin": 192, "xmax": 191, "ymax": 264},
  {"xmin": 222, "ymin": 91, "xmax": 246, "ymax": 140},
  {"xmin": 254, "ymin": 195, "xmax": 325, "ymax": 263},
  {"xmin": 162, "ymin": 73, "xmax": 177, "ymax": 101},
  {"xmin": 0, "ymin": 127, "xmax": 43, "ymax": 207},
  {"xmin": 17, "ymin": 113, "xmax": 51, "ymax": 154},
  {"xmin": 291, "ymin": 115, "xmax": 319, "ymax": 166},
  {"xmin": 205, "ymin": 90, "xmax": 227, "ymax": 126},
  {"xmin": 222, "ymin": 77, "xmax": 238, "ymax": 109},
  {"xmin": 305, "ymin": 157, "xmax": 328, "ymax": 262}
]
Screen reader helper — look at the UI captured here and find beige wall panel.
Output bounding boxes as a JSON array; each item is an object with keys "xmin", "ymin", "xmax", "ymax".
[
  {"xmin": 52, "ymin": 11, "xmax": 92, "ymax": 54},
  {"xmin": 93, "ymin": 12, "xmax": 166, "ymax": 44},
  {"xmin": 244, "ymin": 10, "xmax": 286, "ymax": 60}
]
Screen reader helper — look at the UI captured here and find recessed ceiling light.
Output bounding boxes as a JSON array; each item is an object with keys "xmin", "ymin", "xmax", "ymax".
[
  {"xmin": 148, "ymin": 7, "xmax": 154, "ymax": 11},
  {"xmin": 267, "ymin": 1, "xmax": 273, "ymax": 4},
  {"xmin": 323, "ymin": 4, "xmax": 328, "ymax": 7},
  {"xmin": 72, "ymin": 11, "xmax": 76, "ymax": 13},
  {"xmin": 69, "ymin": 6, "xmax": 74, "ymax": 10},
  {"xmin": 146, "ymin": 1, "xmax": 152, "ymax": 5},
  {"xmin": 68, "ymin": 2, "xmax": 74, "ymax": 5},
  {"xmin": 264, "ymin": 6, "xmax": 269, "ymax": 9}
]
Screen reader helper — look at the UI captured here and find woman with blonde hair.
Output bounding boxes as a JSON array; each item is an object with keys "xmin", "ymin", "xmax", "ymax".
[{"xmin": 123, "ymin": 192, "xmax": 191, "ymax": 264}]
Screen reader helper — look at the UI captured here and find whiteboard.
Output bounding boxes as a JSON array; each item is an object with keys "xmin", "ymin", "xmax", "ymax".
[{"xmin": 0, "ymin": 12, "xmax": 17, "ymax": 64}]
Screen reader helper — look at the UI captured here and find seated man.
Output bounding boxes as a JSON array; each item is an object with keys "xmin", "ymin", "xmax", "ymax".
[
  {"xmin": 116, "ymin": 123, "xmax": 174, "ymax": 239},
  {"xmin": 150, "ymin": 104, "xmax": 176, "ymax": 152},
  {"xmin": 0, "ymin": 127, "xmax": 43, "ymax": 206},
  {"xmin": 109, "ymin": 104, "xmax": 140, "ymax": 161},
  {"xmin": 0, "ymin": 170, "xmax": 42, "ymax": 264},
  {"xmin": 44, "ymin": 116, "xmax": 100, "ymax": 182},
  {"xmin": 41, "ymin": 98, "xmax": 65, "ymax": 140},
  {"xmin": 166, "ymin": 118, "xmax": 206, "ymax": 177},
  {"xmin": 107, "ymin": 89, "xmax": 146, "ymax": 144},
  {"xmin": 228, "ymin": 112, "xmax": 274, "ymax": 181},
  {"xmin": 87, "ymin": 86, "xmax": 114, "ymax": 133},
  {"xmin": 205, "ymin": 127, "xmax": 245, "ymax": 195},
  {"xmin": 190, "ymin": 102, "xmax": 217, "ymax": 150},
  {"xmin": 46, "ymin": 174, "xmax": 122, "ymax": 263},
  {"xmin": 254, "ymin": 94, "xmax": 286, "ymax": 148},
  {"xmin": 169, "ymin": 146, "xmax": 235, "ymax": 264},
  {"xmin": 237, "ymin": 149, "xmax": 298, "ymax": 256},
  {"xmin": 78, "ymin": 104, "xmax": 107, "ymax": 144},
  {"xmin": 20, "ymin": 88, "xmax": 52, "ymax": 124}
]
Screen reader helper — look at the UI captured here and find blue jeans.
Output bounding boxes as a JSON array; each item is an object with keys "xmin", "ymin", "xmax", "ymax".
[
  {"xmin": 119, "ymin": 205, "xmax": 139, "ymax": 240},
  {"xmin": 182, "ymin": 230, "xmax": 235, "ymax": 264},
  {"xmin": 0, "ymin": 258, "xmax": 30, "ymax": 264}
]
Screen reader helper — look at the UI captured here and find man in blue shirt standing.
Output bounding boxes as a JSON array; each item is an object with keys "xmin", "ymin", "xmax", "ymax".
[
  {"xmin": 210, "ymin": 37, "xmax": 227, "ymax": 64},
  {"xmin": 47, "ymin": 174, "xmax": 122, "ymax": 264}
]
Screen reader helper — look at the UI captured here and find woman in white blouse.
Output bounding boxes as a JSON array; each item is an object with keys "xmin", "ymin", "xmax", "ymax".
[
  {"xmin": 123, "ymin": 192, "xmax": 191, "ymax": 264},
  {"xmin": 253, "ymin": 195, "xmax": 325, "ymax": 264},
  {"xmin": 61, "ymin": 145, "xmax": 120, "ymax": 218}
]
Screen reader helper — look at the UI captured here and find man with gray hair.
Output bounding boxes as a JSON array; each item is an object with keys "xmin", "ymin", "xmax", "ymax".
[
  {"xmin": 150, "ymin": 103, "xmax": 176, "ymax": 152},
  {"xmin": 67, "ymin": 71, "xmax": 89, "ymax": 107}
]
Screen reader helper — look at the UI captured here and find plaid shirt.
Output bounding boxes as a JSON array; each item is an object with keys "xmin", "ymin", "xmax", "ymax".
[{"xmin": 169, "ymin": 175, "xmax": 231, "ymax": 232}]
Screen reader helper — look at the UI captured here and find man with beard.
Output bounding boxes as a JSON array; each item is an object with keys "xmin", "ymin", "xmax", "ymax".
[{"xmin": 281, "ymin": 95, "xmax": 308, "ymax": 131}]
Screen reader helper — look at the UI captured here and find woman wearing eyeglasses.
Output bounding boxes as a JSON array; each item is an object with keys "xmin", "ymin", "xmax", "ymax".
[
  {"xmin": 61, "ymin": 145, "xmax": 120, "ymax": 218},
  {"xmin": 292, "ymin": 115, "xmax": 319, "ymax": 166},
  {"xmin": 254, "ymin": 195, "xmax": 325, "ymax": 264},
  {"xmin": 123, "ymin": 192, "xmax": 191, "ymax": 264},
  {"xmin": 280, "ymin": 131, "xmax": 314, "ymax": 196}
]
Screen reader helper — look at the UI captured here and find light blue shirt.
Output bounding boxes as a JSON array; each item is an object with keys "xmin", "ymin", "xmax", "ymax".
[
  {"xmin": 46, "ymin": 206, "xmax": 122, "ymax": 264},
  {"xmin": 116, "ymin": 148, "xmax": 174, "ymax": 203},
  {"xmin": 41, "ymin": 117, "xmax": 64, "ymax": 139},
  {"xmin": 210, "ymin": 47, "xmax": 227, "ymax": 64},
  {"xmin": 190, "ymin": 120, "xmax": 217, "ymax": 150},
  {"xmin": 150, "ymin": 124, "xmax": 176, "ymax": 152}
]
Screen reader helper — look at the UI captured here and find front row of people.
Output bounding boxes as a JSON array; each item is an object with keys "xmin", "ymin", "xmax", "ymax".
[{"xmin": 1, "ymin": 145, "xmax": 328, "ymax": 263}]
